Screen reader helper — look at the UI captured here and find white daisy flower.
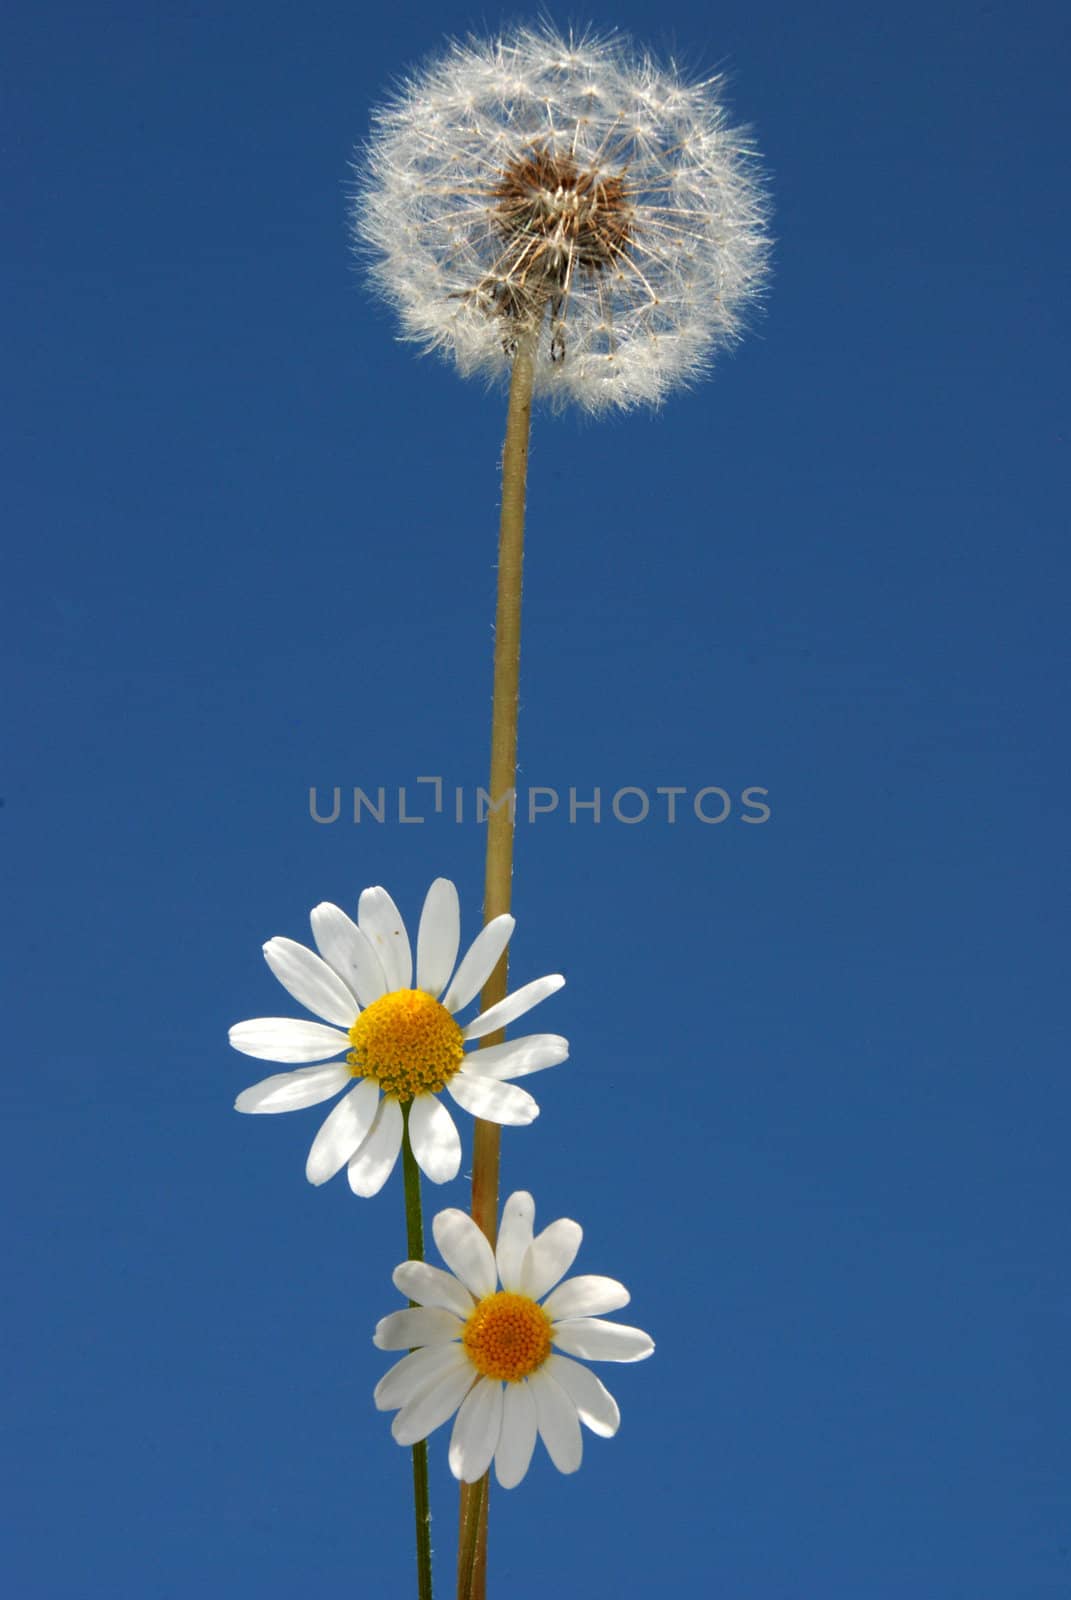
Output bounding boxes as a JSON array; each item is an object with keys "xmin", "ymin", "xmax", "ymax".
[
  {"xmin": 354, "ymin": 23, "xmax": 771, "ymax": 413},
  {"xmin": 229, "ymin": 880, "xmax": 566, "ymax": 1196},
  {"xmin": 373, "ymin": 1191, "xmax": 654, "ymax": 1486}
]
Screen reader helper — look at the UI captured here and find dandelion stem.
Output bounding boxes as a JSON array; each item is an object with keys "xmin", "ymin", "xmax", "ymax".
[
  {"xmin": 456, "ymin": 1472, "xmax": 487, "ymax": 1600},
  {"xmin": 458, "ymin": 321, "xmax": 540, "ymax": 1600},
  {"xmin": 402, "ymin": 1105, "xmax": 434, "ymax": 1600},
  {"xmin": 472, "ymin": 325, "xmax": 539, "ymax": 1229}
]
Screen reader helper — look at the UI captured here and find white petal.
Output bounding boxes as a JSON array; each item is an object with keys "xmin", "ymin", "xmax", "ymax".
[
  {"xmin": 551, "ymin": 1318, "xmax": 655, "ymax": 1364},
  {"xmin": 446, "ymin": 1072, "xmax": 539, "ymax": 1127},
  {"xmin": 393, "ymin": 1361, "xmax": 476, "ymax": 1447},
  {"xmin": 347, "ymin": 1096, "xmax": 403, "ymax": 1196},
  {"xmin": 519, "ymin": 1219, "xmax": 583, "ymax": 1300},
  {"xmin": 494, "ymin": 1379, "xmax": 539, "ymax": 1489},
  {"xmin": 310, "ymin": 902, "xmax": 387, "ymax": 1006},
  {"xmin": 393, "ymin": 1261, "xmax": 474, "ymax": 1319},
  {"xmin": 544, "ymin": 1354, "xmax": 620, "ymax": 1438},
  {"xmin": 448, "ymin": 1377, "xmax": 504, "ymax": 1483},
  {"xmin": 463, "ymin": 1034, "xmax": 569, "ymax": 1080},
  {"xmin": 432, "ymin": 1208, "xmax": 498, "ymax": 1299},
  {"xmin": 441, "ymin": 915, "xmax": 515, "ymax": 1014},
  {"xmin": 234, "ymin": 1063, "xmax": 351, "ymax": 1114},
  {"xmin": 407, "ymin": 1095, "xmax": 461, "ymax": 1184},
  {"xmin": 375, "ymin": 1342, "xmax": 467, "ymax": 1411},
  {"xmin": 374, "ymin": 1307, "xmax": 464, "ymax": 1350},
  {"xmin": 305, "ymin": 1080, "xmax": 379, "ymax": 1186},
  {"xmin": 228, "ymin": 1018, "xmax": 350, "ymax": 1063},
  {"xmin": 542, "ymin": 1275, "xmax": 631, "ymax": 1321},
  {"xmin": 415, "ymin": 878, "xmax": 460, "ymax": 999},
  {"xmin": 262, "ymin": 937, "xmax": 358, "ymax": 1027},
  {"xmin": 358, "ymin": 886, "xmax": 412, "ymax": 992},
  {"xmin": 462, "ymin": 975, "xmax": 565, "ymax": 1040},
  {"xmin": 529, "ymin": 1367, "xmax": 582, "ymax": 1474},
  {"xmin": 495, "ymin": 1191, "xmax": 535, "ymax": 1292}
]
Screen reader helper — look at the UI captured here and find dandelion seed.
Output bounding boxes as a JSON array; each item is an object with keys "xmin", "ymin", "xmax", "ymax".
[{"xmin": 353, "ymin": 24, "xmax": 771, "ymax": 411}]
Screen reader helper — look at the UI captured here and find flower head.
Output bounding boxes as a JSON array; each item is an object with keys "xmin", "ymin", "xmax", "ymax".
[
  {"xmin": 354, "ymin": 24, "xmax": 771, "ymax": 412},
  {"xmin": 374, "ymin": 1191, "xmax": 654, "ymax": 1486},
  {"xmin": 229, "ymin": 880, "xmax": 566, "ymax": 1196}
]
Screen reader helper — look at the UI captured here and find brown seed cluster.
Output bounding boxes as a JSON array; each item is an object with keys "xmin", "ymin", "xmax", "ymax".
[{"xmin": 481, "ymin": 145, "xmax": 635, "ymax": 355}]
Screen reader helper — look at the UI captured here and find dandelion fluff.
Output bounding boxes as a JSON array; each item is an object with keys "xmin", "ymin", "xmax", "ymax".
[{"xmin": 354, "ymin": 24, "xmax": 772, "ymax": 412}]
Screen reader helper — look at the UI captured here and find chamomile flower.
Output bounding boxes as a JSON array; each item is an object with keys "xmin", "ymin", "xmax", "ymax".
[
  {"xmin": 354, "ymin": 23, "xmax": 771, "ymax": 412},
  {"xmin": 374, "ymin": 1192, "xmax": 654, "ymax": 1486},
  {"xmin": 229, "ymin": 880, "xmax": 566, "ymax": 1196}
]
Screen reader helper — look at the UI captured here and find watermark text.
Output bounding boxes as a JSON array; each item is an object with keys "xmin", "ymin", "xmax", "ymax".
[{"xmin": 308, "ymin": 776, "xmax": 771, "ymax": 827}]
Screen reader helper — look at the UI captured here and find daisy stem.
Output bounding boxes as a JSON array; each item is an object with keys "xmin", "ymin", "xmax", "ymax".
[
  {"xmin": 459, "ymin": 320, "xmax": 540, "ymax": 1600},
  {"xmin": 402, "ymin": 1106, "xmax": 434, "ymax": 1600}
]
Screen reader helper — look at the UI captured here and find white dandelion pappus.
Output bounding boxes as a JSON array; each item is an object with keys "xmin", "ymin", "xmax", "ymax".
[
  {"xmin": 373, "ymin": 1191, "xmax": 654, "ymax": 1486},
  {"xmin": 229, "ymin": 879, "xmax": 566, "ymax": 1196},
  {"xmin": 354, "ymin": 24, "xmax": 771, "ymax": 413}
]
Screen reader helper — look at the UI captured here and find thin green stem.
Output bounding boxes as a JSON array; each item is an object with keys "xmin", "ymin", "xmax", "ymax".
[{"xmin": 402, "ymin": 1105, "xmax": 433, "ymax": 1600}]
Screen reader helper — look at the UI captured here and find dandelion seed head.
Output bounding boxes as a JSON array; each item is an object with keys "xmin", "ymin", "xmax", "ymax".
[{"xmin": 352, "ymin": 24, "xmax": 772, "ymax": 413}]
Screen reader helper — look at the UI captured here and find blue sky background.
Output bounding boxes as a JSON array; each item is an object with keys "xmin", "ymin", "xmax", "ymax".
[{"xmin": 5, "ymin": 0, "xmax": 1069, "ymax": 1595}]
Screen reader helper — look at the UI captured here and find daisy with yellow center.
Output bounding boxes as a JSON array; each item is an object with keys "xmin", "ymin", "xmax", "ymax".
[
  {"xmin": 229, "ymin": 879, "xmax": 567, "ymax": 1196},
  {"xmin": 373, "ymin": 1192, "xmax": 654, "ymax": 1487}
]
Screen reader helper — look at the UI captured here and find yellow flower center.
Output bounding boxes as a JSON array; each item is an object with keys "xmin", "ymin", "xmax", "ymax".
[
  {"xmin": 347, "ymin": 989, "xmax": 465, "ymax": 1100},
  {"xmin": 462, "ymin": 1292, "xmax": 553, "ymax": 1382}
]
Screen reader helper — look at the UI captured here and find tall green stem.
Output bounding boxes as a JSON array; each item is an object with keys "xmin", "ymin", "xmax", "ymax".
[
  {"xmin": 402, "ymin": 1105, "xmax": 433, "ymax": 1600},
  {"xmin": 457, "ymin": 325, "xmax": 539, "ymax": 1599}
]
